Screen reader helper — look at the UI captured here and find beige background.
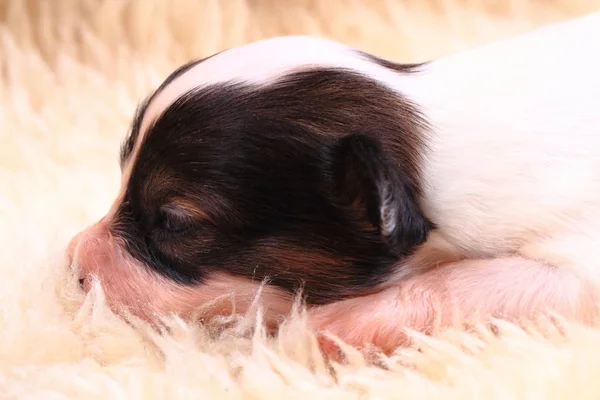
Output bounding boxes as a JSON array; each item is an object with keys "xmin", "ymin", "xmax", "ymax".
[{"xmin": 1, "ymin": 1, "xmax": 600, "ymax": 398}]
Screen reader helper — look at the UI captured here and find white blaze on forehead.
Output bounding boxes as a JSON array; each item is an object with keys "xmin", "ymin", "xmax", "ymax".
[{"xmin": 139, "ymin": 35, "xmax": 412, "ymax": 134}]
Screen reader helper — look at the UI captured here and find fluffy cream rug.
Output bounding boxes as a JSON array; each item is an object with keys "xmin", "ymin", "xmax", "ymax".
[{"xmin": 2, "ymin": 0, "xmax": 600, "ymax": 398}]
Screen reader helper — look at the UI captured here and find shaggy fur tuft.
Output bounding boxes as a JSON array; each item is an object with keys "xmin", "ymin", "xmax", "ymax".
[{"xmin": 2, "ymin": 0, "xmax": 600, "ymax": 398}]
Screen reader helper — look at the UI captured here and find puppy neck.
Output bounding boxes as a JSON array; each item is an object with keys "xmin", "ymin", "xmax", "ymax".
[{"xmin": 391, "ymin": 11, "xmax": 600, "ymax": 259}]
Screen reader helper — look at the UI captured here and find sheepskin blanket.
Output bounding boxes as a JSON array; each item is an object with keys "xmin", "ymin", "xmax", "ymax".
[{"xmin": 2, "ymin": 1, "xmax": 600, "ymax": 398}]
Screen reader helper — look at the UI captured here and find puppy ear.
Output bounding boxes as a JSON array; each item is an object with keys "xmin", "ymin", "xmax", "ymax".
[{"xmin": 327, "ymin": 133, "xmax": 430, "ymax": 255}]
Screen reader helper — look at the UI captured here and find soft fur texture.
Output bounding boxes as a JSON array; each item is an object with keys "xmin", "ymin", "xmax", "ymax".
[{"xmin": 2, "ymin": 0, "xmax": 600, "ymax": 398}]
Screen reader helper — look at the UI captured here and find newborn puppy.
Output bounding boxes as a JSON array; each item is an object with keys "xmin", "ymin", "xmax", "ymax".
[{"xmin": 68, "ymin": 12, "xmax": 600, "ymax": 350}]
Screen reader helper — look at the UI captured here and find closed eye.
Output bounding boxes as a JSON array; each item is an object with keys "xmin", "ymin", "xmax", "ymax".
[{"xmin": 157, "ymin": 204, "xmax": 195, "ymax": 233}]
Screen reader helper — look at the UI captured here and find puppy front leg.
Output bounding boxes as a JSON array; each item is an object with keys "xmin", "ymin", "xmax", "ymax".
[{"xmin": 309, "ymin": 257, "xmax": 599, "ymax": 355}]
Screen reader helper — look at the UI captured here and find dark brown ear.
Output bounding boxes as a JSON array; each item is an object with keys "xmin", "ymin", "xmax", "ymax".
[{"xmin": 327, "ymin": 133, "xmax": 430, "ymax": 256}]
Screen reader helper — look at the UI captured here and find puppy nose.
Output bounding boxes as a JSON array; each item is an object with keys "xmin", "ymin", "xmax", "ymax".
[
  {"xmin": 66, "ymin": 232, "xmax": 83, "ymax": 266},
  {"xmin": 66, "ymin": 232, "xmax": 87, "ymax": 290}
]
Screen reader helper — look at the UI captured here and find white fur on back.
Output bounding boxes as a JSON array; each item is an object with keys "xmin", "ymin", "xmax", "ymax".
[
  {"xmin": 400, "ymin": 12, "xmax": 600, "ymax": 258},
  {"xmin": 140, "ymin": 36, "xmax": 413, "ymax": 134}
]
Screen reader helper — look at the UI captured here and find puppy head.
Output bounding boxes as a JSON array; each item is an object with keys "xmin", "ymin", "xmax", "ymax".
[{"xmin": 67, "ymin": 36, "xmax": 431, "ymax": 322}]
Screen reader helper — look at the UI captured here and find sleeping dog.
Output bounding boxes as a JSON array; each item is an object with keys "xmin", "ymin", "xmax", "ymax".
[{"xmin": 67, "ymin": 12, "xmax": 600, "ymax": 353}]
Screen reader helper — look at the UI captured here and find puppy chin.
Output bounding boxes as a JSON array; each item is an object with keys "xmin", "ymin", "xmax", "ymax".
[{"xmin": 66, "ymin": 219, "xmax": 293, "ymax": 324}]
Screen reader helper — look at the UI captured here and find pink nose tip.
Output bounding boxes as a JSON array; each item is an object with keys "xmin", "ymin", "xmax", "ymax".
[
  {"xmin": 66, "ymin": 232, "xmax": 83, "ymax": 264},
  {"xmin": 66, "ymin": 232, "xmax": 87, "ymax": 289}
]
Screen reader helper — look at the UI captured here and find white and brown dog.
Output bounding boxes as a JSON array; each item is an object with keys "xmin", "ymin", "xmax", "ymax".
[{"xmin": 67, "ymin": 12, "xmax": 600, "ymax": 353}]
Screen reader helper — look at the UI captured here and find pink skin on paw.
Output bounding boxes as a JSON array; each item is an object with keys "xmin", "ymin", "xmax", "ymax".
[{"xmin": 308, "ymin": 257, "xmax": 599, "ymax": 355}]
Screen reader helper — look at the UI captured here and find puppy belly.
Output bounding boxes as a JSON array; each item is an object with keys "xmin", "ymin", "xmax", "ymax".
[{"xmin": 308, "ymin": 257, "xmax": 599, "ymax": 355}]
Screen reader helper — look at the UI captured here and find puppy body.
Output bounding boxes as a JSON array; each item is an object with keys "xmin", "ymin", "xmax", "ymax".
[
  {"xmin": 407, "ymin": 11, "xmax": 600, "ymax": 268},
  {"xmin": 68, "ymin": 12, "xmax": 600, "ymax": 349}
]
